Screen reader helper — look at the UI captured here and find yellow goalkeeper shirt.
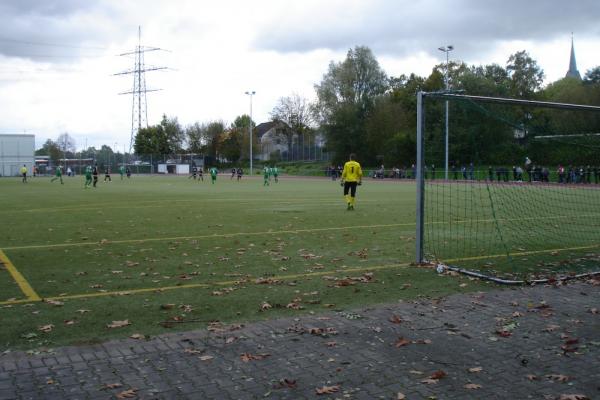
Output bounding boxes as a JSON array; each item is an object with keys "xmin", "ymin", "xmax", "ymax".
[{"xmin": 342, "ymin": 160, "xmax": 362, "ymax": 182}]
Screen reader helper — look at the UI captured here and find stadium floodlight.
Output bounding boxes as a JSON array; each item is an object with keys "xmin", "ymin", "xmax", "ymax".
[
  {"xmin": 245, "ymin": 91, "xmax": 256, "ymax": 175},
  {"xmin": 438, "ymin": 45, "xmax": 453, "ymax": 180}
]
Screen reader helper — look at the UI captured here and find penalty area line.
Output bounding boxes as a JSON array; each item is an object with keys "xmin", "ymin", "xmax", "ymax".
[
  {"xmin": 0, "ymin": 249, "xmax": 41, "ymax": 302},
  {"xmin": 0, "ymin": 262, "xmax": 414, "ymax": 306}
]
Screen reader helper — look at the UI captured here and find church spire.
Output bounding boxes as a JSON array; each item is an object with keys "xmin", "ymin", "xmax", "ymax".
[{"xmin": 566, "ymin": 33, "xmax": 581, "ymax": 80}]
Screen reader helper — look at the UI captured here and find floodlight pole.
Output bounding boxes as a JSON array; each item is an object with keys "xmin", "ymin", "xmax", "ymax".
[
  {"xmin": 438, "ymin": 45, "xmax": 453, "ymax": 180},
  {"xmin": 245, "ymin": 91, "xmax": 255, "ymax": 175}
]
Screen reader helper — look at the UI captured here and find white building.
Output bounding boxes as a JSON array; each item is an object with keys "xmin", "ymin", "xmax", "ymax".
[{"xmin": 0, "ymin": 134, "xmax": 35, "ymax": 177}]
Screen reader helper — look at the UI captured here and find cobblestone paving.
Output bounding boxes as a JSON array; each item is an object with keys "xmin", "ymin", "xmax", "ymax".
[{"xmin": 1, "ymin": 282, "xmax": 599, "ymax": 400}]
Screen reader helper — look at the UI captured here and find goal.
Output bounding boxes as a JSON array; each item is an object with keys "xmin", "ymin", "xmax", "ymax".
[{"xmin": 415, "ymin": 92, "xmax": 600, "ymax": 283}]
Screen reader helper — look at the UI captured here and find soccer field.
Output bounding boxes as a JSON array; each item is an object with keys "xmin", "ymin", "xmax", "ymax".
[{"xmin": 0, "ymin": 174, "xmax": 489, "ymax": 350}]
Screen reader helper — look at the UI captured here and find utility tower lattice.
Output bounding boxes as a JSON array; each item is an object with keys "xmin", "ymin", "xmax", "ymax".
[{"xmin": 114, "ymin": 26, "xmax": 168, "ymax": 154}]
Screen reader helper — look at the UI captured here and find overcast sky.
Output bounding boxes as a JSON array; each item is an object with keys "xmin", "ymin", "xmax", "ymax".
[{"xmin": 0, "ymin": 0, "xmax": 599, "ymax": 151}]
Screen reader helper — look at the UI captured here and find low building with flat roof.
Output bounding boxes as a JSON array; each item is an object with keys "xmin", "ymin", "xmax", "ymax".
[{"xmin": 0, "ymin": 134, "xmax": 35, "ymax": 177}]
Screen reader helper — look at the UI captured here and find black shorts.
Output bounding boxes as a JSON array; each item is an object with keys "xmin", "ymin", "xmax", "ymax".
[{"xmin": 343, "ymin": 181, "xmax": 358, "ymax": 197}]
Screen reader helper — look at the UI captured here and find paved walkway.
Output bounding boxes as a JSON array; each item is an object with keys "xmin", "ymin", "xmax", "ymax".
[{"xmin": 1, "ymin": 281, "xmax": 599, "ymax": 400}]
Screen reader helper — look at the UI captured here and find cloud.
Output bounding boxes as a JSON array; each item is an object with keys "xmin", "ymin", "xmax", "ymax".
[
  {"xmin": 0, "ymin": 0, "xmax": 132, "ymax": 61},
  {"xmin": 252, "ymin": 0, "xmax": 600, "ymax": 60}
]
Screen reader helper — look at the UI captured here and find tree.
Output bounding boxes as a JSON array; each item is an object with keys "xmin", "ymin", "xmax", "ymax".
[
  {"xmin": 35, "ymin": 139, "xmax": 62, "ymax": 163},
  {"xmin": 203, "ymin": 121, "xmax": 225, "ymax": 160},
  {"xmin": 506, "ymin": 50, "xmax": 544, "ymax": 98},
  {"xmin": 231, "ymin": 114, "xmax": 257, "ymax": 162},
  {"xmin": 160, "ymin": 115, "xmax": 185, "ymax": 153},
  {"xmin": 314, "ymin": 46, "xmax": 388, "ymax": 163},
  {"xmin": 185, "ymin": 122, "xmax": 204, "ymax": 154},
  {"xmin": 270, "ymin": 93, "xmax": 314, "ymax": 132},
  {"xmin": 219, "ymin": 129, "xmax": 242, "ymax": 163},
  {"xmin": 583, "ymin": 66, "xmax": 600, "ymax": 85},
  {"xmin": 270, "ymin": 93, "xmax": 314, "ymax": 155},
  {"xmin": 134, "ymin": 115, "xmax": 184, "ymax": 157},
  {"xmin": 56, "ymin": 133, "xmax": 76, "ymax": 154},
  {"xmin": 134, "ymin": 125, "xmax": 170, "ymax": 157}
]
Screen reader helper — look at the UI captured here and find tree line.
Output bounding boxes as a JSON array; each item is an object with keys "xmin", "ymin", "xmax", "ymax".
[{"xmin": 38, "ymin": 45, "xmax": 600, "ymax": 168}]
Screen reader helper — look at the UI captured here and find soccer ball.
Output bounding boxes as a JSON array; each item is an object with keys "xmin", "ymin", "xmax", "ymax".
[{"xmin": 436, "ymin": 264, "xmax": 446, "ymax": 274}]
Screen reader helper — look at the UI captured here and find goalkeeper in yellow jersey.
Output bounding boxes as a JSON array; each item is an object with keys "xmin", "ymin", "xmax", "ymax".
[{"xmin": 341, "ymin": 153, "xmax": 362, "ymax": 210}]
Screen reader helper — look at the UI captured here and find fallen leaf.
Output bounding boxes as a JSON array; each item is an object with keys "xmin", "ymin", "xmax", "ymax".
[
  {"xmin": 389, "ymin": 315, "xmax": 403, "ymax": 324},
  {"xmin": 76, "ymin": 309, "xmax": 90, "ymax": 314},
  {"xmin": 495, "ymin": 329, "xmax": 512, "ymax": 337},
  {"xmin": 43, "ymin": 299, "xmax": 64, "ymax": 307},
  {"xmin": 116, "ymin": 388, "xmax": 138, "ymax": 399},
  {"xmin": 184, "ymin": 348, "xmax": 204, "ymax": 355},
  {"xmin": 429, "ymin": 370, "xmax": 447, "ymax": 380},
  {"xmin": 107, "ymin": 320, "xmax": 130, "ymax": 329},
  {"xmin": 394, "ymin": 337, "xmax": 411, "ymax": 348},
  {"xmin": 421, "ymin": 378, "xmax": 439, "ymax": 385},
  {"xmin": 397, "ymin": 393, "xmax": 406, "ymax": 400},
  {"xmin": 542, "ymin": 324, "xmax": 560, "ymax": 332},
  {"xmin": 547, "ymin": 374, "xmax": 570, "ymax": 382},
  {"xmin": 160, "ymin": 304, "xmax": 175, "ymax": 310},
  {"xmin": 240, "ymin": 353, "xmax": 270, "ymax": 362},
  {"xmin": 526, "ymin": 374, "xmax": 539, "ymax": 381},
  {"xmin": 260, "ymin": 302, "xmax": 272, "ymax": 311},
  {"xmin": 64, "ymin": 320, "xmax": 76, "ymax": 326},
  {"xmin": 316, "ymin": 385, "xmax": 340, "ymax": 395},
  {"xmin": 102, "ymin": 383, "xmax": 123, "ymax": 389},
  {"xmin": 275, "ymin": 378, "xmax": 297, "ymax": 389},
  {"xmin": 468, "ymin": 367, "xmax": 483, "ymax": 373},
  {"xmin": 199, "ymin": 355, "xmax": 214, "ymax": 361},
  {"xmin": 409, "ymin": 370, "xmax": 424, "ymax": 375},
  {"xmin": 129, "ymin": 334, "xmax": 145, "ymax": 340},
  {"xmin": 38, "ymin": 324, "xmax": 54, "ymax": 333},
  {"xmin": 589, "ymin": 308, "xmax": 598, "ymax": 314},
  {"xmin": 558, "ymin": 395, "xmax": 590, "ymax": 400},
  {"xmin": 464, "ymin": 383, "xmax": 482, "ymax": 389},
  {"xmin": 512, "ymin": 311, "xmax": 523, "ymax": 317}
]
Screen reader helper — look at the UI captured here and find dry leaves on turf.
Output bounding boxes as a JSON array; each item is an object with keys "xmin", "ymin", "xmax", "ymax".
[
  {"xmin": 44, "ymin": 299, "xmax": 64, "ymax": 307},
  {"xmin": 107, "ymin": 320, "xmax": 131, "ymax": 329},
  {"xmin": 315, "ymin": 385, "xmax": 340, "ymax": 395},
  {"xmin": 129, "ymin": 333, "xmax": 144, "ymax": 340},
  {"xmin": 38, "ymin": 324, "xmax": 54, "ymax": 333}
]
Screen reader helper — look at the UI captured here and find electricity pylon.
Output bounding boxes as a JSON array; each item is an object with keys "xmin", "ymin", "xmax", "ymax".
[{"xmin": 114, "ymin": 26, "xmax": 168, "ymax": 154}]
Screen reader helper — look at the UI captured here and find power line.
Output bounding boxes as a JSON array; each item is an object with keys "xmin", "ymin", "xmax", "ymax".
[{"xmin": 0, "ymin": 36, "xmax": 107, "ymax": 50}]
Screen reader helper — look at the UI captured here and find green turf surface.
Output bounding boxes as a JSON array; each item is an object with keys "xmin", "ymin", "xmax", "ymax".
[{"xmin": 0, "ymin": 174, "xmax": 495, "ymax": 351}]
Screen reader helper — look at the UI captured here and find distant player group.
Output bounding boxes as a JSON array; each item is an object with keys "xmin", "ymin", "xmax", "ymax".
[{"xmin": 19, "ymin": 154, "xmax": 363, "ymax": 211}]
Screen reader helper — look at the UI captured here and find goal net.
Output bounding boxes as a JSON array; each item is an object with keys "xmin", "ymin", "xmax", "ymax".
[{"xmin": 416, "ymin": 92, "xmax": 600, "ymax": 283}]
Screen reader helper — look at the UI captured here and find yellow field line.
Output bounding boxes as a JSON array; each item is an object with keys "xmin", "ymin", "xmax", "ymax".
[
  {"xmin": 0, "ymin": 250, "xmax": 41, "ymax": 301},
  {"xmin": 444, "ymin": 243, "xmax": 600, "ymax": 264},
  {"xmin": 1, "ymin": 222, "xmax": 415, "ymax": 251},
  {"xmin": 0, "ymin": 262, "xmax": 413, "ymax": 306}
]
